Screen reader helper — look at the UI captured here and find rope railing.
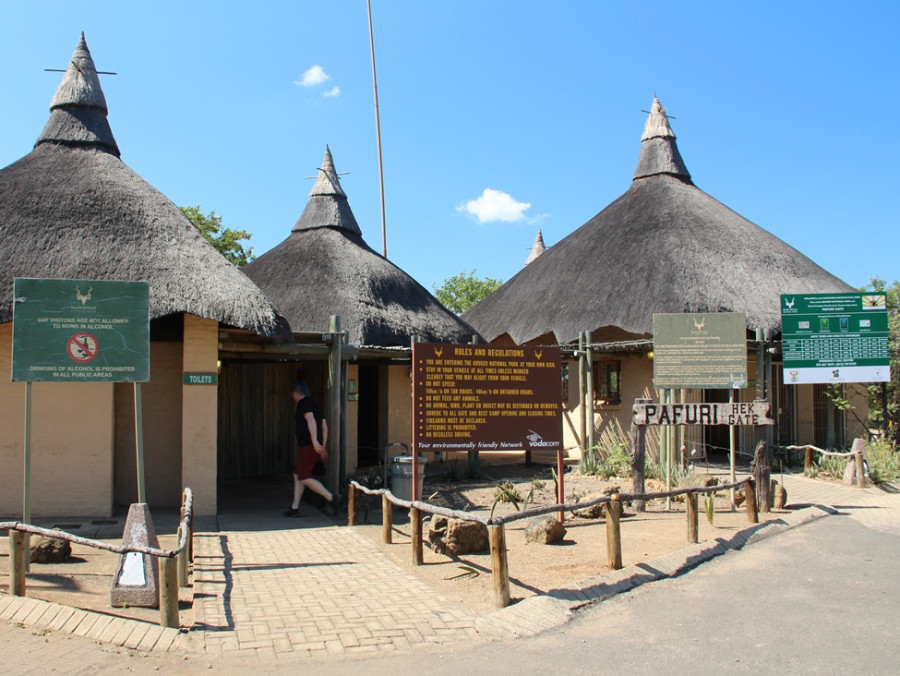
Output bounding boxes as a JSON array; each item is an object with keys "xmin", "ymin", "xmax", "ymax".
[
  {"xmin": 2, "ymin": 488, "xmax": 194, "ymax": 628},
  {"xmin": 784, "ymin": 439, "xmax": 868, "ymax": 484},
  {"xmin": 347, "ymin": 477, "xmax": 759, "ymax": 608}
]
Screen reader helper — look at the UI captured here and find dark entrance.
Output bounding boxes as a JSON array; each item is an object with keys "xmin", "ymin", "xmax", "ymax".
[{"xmin": 357, "ymin": 364, "xmax": 381, "ymax": 467}]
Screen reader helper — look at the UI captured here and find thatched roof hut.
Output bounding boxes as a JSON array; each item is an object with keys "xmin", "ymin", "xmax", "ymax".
[
  {"xmin": 243, "ymin": 146, "xmax": 477, "ymax": 347},
  {"xmin": 0, "ymin": 34, "xmax": 289, "ymax": 338},
  {"xmin": 462, "ymin": 97, "xmax": 854, "ymax": 345}
]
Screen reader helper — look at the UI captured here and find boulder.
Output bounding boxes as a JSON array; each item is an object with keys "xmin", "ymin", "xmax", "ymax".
[
  {"xmin": 572, "ymin": 485, "xmax": 619, "ymax": 519},
  {"xmin": 525, "ymin": 516, "xmax": 567, "ymax": 544},
  {"xmin": 428, "ymin": 516, "xmax": 489, "ymax": 555},
  {"xmin": 30, "ymin": 533, "xmax": 72, "ymax": 564}
]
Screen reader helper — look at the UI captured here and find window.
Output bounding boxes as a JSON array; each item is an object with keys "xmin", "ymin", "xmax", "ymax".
[{"xmin": 593, "ymin": 360, "xmax": 621, "ymax": 405}]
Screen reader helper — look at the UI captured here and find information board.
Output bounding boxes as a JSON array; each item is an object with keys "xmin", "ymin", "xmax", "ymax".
[
  {"xmin": 12, "ymin": 278, "xmax": 150, "ymax": 382},
  {"xmin": 652, "ymin": 313, "xmax": 748, "ymax": 389},
  {"xmin": 412, "ymin": 343, "xmax": 562, "ymax": 452},
  {"xmin": 781, "ymin": 292, "xmax": 890, "ymax": 384}
]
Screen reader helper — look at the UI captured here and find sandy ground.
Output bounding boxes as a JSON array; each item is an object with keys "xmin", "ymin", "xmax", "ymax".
[
  {"xmin": 0, "ymin": 463, "xmax": 787, "ymax": 623},
  {"xmin": 351, "ymin": 463, "xmax": 784, "ymax": 617}
]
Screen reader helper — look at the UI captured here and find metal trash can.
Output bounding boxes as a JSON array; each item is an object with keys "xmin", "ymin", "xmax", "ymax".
[{"xmin": 390, "ymin": 455, "xmax": 426, "ymax": 501}]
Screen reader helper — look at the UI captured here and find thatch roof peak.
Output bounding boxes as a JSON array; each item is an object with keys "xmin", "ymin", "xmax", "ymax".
[
  {"xmin": 292, "ymin": 145, "xmax": 361, "ymax": 235},
  {"xmin": 35, "ymin": 33, "xmax": 119, "ymax": 156},
  {"xmin": 525, "ymin": 229, "xmax": 545, "ymax": 265},
  {"xmin": 633, "ymin": 96, "xmax": 690, "ymax": 182}
]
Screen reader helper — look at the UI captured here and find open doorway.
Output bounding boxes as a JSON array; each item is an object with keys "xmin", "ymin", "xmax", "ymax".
[{"xmin": 357, "ymin": 364, "xmax": 381, "ymax": 467}]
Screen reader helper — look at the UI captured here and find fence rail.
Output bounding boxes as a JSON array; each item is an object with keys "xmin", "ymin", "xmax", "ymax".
[
  {"xmin": 348, "ymin": 477, "xmax": 758, "ymax": 608},
  {"xmin": 2, "ymin": 488, "xmax": 194, "ymax": 628},
  {"xmin": 785, "ymin": 439, "xmax": 867, "ymax": 486}
]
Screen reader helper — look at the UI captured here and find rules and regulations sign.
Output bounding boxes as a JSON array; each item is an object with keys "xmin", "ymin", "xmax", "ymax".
[
  {"xmin": 781, "ymin": 292, "xmax": 890, "ymax": 384},
  {"xmin": 412, "ymin": 343, "xmax": 562, "ymax": 452},
  {"xmin": 12, "ymin": 278, "xmax": 150, "ymax": 382},
  {"xmin": 652, "ymin": 313, "xmax": 748, "ymax": 389},
  {"xmin": 633, "ymin": 400, "xmax": 774, "ymax": 426}
]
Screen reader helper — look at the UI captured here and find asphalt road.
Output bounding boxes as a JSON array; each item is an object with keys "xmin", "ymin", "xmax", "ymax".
[
  {"xmin": 5, "ymin": 511, "xmax": 898, "ymax": 674},
  {"xmin": 346, "ymin": 514, "xmax": 900, "ymax": 675}
]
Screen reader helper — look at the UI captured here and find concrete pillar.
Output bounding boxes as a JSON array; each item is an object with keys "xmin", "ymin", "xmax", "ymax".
[{"xmin": 181, "ymin": 315, "xmax": 218, "ymax": 516}]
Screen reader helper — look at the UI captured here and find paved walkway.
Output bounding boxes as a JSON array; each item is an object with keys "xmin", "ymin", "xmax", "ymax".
[{"xmin": 2, "ymin": 468, "xmax": 899, "ymax": 670}]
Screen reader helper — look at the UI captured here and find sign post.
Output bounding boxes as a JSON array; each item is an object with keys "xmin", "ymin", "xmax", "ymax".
[{"xmin": 781, "ymin": 292, "xmax": 890, "ymax": 384}]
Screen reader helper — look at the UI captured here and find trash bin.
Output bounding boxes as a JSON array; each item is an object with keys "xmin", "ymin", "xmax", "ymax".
[{"xmin": 390, "ymin": 455, "xmax": 426, "ymax": 501}]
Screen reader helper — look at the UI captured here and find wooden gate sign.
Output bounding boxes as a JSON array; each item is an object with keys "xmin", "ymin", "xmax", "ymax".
[{"xmin": 633, "ymin": 400, "xmax": 774, "ymax": 426}]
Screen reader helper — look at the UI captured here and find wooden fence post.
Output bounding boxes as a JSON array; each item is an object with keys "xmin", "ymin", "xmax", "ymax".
[
  {"xmin": 752, "ymin": 441, "xmax": 771, "ymax": 513},
  {"xmin": 686, "ymin": 492, "xmax": 699, "ymax": 544},
  {"xmin": 489, "ymin": 524, "xmax": 510, "ymax": 608},
  {"xmin": 347, "ymin": 484, "xmax": 359, "ymax": 526},
  {"xmin": 606, "ymin": 498, "xmax": 623, "ymax": 570},
  {"xmin": 176, "ymin": 525, "xmax": 188, "ymax": 588},
  {"xmin": 9, "ymin": 530, "xmax": 27, "ymax": 596},
  {"xmin": 382, "ymin": 494, "xmax": 393, "ymax": 544},
  {"xmin": 159, "ymin": 556, "xmax": 179, "ymax": 628},
  {"xmin": 744, "ymin": 480, "xmax": 759, "ymax": 523},
  {"xmin": 804, "ymin": 447, "xmax": 813, "ymax": 475},
  {"xmin": 631, "ymin": 398, "xmax": 651, "ymax": 513},
  {"xmin": 410, "ymin": 507, "xmax": 423, "ymax": 566}
]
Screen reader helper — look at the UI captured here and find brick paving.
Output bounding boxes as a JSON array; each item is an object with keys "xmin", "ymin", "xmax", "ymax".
[{"xmin": 2, "ymin": 468, "xmax": 898, "ymax": 671}]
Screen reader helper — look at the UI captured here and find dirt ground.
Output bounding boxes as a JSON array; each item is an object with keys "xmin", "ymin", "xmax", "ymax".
[
  {"xmin": 0, "ymin": 463, "xmax": 788, "ymax": 623},
  {"xmin": 352, "ymin": 463, "xmax": 786, "ymax": 616}
]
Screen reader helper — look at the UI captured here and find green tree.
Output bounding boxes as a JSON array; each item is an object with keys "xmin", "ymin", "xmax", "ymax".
[
  {"xmin": 433, "ymin": 270, "xmax": 503, "ymax": 314},
  {"xmin": 180, "ymin": 205, "xmax": 255, "ymax": 267},
  {"xmin": 862, "ymin": 277, "xmax": 900, "ymax": 444}
]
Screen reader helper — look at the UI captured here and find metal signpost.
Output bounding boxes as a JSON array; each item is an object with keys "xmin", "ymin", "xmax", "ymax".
[
  {"xmin": 781, "ymin": 292, "xmax": 891, "ymax": 385},
  {"xmin": 652, "ymin": 313, "xmax": 749, "ymax": 502},
  {"xmin": 12, "ymin": 278, "xmax": 150, "ymax": 516}
]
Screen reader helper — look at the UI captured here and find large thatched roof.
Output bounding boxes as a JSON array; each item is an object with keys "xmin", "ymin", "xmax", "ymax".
[
  {"xmin": 243, "ymin": 146, "xmax": 478, "ymax": 347},
  {"xmin": 0, "ymin": 34, "xmax": 290, "ymax": 338},
  {"xmin": 462, "ymin": 97, "xmax": 854, "ymax": 345}
]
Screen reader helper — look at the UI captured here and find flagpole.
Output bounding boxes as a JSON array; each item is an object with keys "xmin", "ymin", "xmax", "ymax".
[{"xmin": 367, "ymin": 0, "xmax": 388, "ymax": 258}]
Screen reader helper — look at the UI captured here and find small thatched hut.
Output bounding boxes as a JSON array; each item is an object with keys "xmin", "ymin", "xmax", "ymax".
[
  {"xmin": 0, "ymin": 34, "xmax": 289, "ymax": 517},
  {"xmin": 234, "ymin": 147, "xmax": 478, "ymax": 469},
  {"xmin": 463, "ymin": 97, "xmax": 859, "ymax": 456}
]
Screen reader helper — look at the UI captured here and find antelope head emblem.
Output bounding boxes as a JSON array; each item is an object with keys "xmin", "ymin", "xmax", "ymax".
[
  {"xmin": 693, "ymin": 318, "xmax": 706, "ymax": 331},
  {"xmin": 785, "ymin": 298, "xmax": 795, "ymax": 310},
  {"xmin": 75, "ymin": 286, "xmax": 92, "ymax": 305},
  {"xmin": 434, "ymin": 346, "xmax": 444, "ymax": 358},
  {"xmin": 534, "ymin": 349, "xmax": 543, "ymax": 360}
]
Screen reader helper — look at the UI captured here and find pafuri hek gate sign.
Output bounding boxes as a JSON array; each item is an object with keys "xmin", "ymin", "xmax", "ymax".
[
  {"xmin": 12, "ymin": 278, "xmax": 150, "ymax": 382},
  {"xmin": 412, "ymin": 343, "xmax": 562, "ymax": 453}
]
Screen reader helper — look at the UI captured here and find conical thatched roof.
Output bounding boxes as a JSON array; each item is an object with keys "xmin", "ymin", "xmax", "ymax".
[
  {"xmin": 462, "ymin": 97, "xmax": 854, "ymax": 345},
  {"xmin": 525, "ymin": 229, "xmax": 545, "ymax": 266},
  {"xmin": 0, "ymin": 34, "xmax": 290, "ymax": 338},
  {"xmin": 243, "ymin": 146, "xmax": 478, "ymax": 347}
]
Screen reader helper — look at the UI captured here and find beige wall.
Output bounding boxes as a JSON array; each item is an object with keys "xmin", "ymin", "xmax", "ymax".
[
  {"xmin": 345, "ymin": 363, "xmax": 359, "ymax": 472},
  {"xmin": 181, "ymin": 315, "xmax": 218, "ymax": 515},
  {"xmin": 0, "ymin": 323, "xmax": 115, "ymax": 517}
]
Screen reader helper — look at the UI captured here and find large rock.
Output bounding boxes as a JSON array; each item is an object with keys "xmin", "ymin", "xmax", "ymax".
[
  {"xmin": 428, "ymin": 516, "xmax": 489, "ymax": 555},
  {"xmin": 572, "ymin": 485, "xmax": 620, "ymax": 519},
  {"xmin": 30, "ymin": 532, "xmax": 72, "ymax": 563},
  {"xmin": 525, "ymin": 516, "xmax": 567, "ymax": 544}
]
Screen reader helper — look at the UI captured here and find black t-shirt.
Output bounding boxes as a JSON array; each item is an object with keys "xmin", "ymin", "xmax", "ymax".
[{"xmin": 295, "ymin": 396, "xmax": 324, "ymax": 446}]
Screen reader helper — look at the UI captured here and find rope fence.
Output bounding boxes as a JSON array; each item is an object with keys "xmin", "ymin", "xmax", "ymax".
[
  {"xmin": 1, "ymin": 488, "xmax": 194, "ymax": 628},
  {"xmin": 784, "ymin": 439, "xmax": 867, "ymax": 485},
  {"xmin": 348, "ymin": 477, "xmax": 759, "ymax": 608}
]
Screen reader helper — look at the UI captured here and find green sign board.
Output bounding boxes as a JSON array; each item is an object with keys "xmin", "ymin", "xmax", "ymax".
[
  {"xmin": 781, "ymin": 292, "xmax": 890, "ymax": 384},
  {"xmin": 12, "ymin": 278, "xmax": 150, "ymax": 382},
  {"xmin": 652, "ymin": 313, "xmax": 748, "ymax": 389},
  {"xmin": 184, "ymin": 373, "xmax": 217, "ymax": 385}
]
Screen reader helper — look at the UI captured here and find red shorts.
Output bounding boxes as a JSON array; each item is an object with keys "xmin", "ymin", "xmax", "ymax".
[{"xmin": 293, "ymin": 444, "xmax": 318, "ymax": 480}]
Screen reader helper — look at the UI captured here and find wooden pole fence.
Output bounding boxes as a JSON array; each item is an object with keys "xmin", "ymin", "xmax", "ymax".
[
  {"xmin": 489, "ymin": 524, "xmax": 510, "ymax": 608},
  {"xmin": 686, "ymin": 492, "xmax": 699, "ymax": 544},
  {"xmin": 606, "ymin": 498, "xmax": 622, "ymax": 570}
]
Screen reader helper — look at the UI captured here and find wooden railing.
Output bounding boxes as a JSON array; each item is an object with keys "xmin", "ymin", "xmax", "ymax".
[
  {"xmin": 348, "ymin": 478, "xmax": 758, "ymax": 608},
  {"xmin": 1, "ymin": 488, "xmax": 194, "ymax": 628}
]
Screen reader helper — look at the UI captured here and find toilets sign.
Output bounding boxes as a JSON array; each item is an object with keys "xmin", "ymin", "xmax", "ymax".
[{"xmin": 12, "ymin": 278, "xmax": 150, "ymax": 382}]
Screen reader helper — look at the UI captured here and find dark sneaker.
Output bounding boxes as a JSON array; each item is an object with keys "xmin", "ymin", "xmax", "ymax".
[{"xmin": 284, "ymin": 507, "xmax": 300, "ymax": 517}]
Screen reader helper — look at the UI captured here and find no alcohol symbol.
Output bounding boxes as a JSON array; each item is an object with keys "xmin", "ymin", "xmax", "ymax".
[{"xmin": 67, "ymin": 332, "xmax": 99, "ymax": 363}]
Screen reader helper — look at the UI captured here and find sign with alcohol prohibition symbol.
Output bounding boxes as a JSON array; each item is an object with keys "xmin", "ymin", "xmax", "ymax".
[
  {"xmin": 12, "ymin": 278, "xmax": 150, "ymax": 382},
  {"xmin": 67, "ymin": 332, "xmax": 99, "ymax": 363}
]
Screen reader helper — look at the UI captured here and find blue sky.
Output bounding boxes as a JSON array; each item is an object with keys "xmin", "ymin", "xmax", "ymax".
[{"xmin": 2, "ymin": 1, "xmax": 897, "ymax": 294}]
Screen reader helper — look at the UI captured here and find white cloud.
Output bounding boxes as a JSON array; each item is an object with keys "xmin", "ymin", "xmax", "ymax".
[
  {"xmin": 294, "ymin": 65, "xmax": 330, "ymax": 87},
  {"xmin": 459, "ymin": 188, "xmax": 532, "ymax": 224},
  {"xmin": 323, "ymin": 86, "xmax": 341, "ymax": 98}
]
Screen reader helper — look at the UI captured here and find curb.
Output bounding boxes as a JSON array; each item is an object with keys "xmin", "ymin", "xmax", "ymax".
[{"xmin": 479, "ymin": 504, "xmax": 834, "ymax": 638}]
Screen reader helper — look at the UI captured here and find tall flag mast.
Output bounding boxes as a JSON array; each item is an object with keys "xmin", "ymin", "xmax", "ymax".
[{"xmin": 367, "ymin": 0, "xmax": 388, "ymax": 258}]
